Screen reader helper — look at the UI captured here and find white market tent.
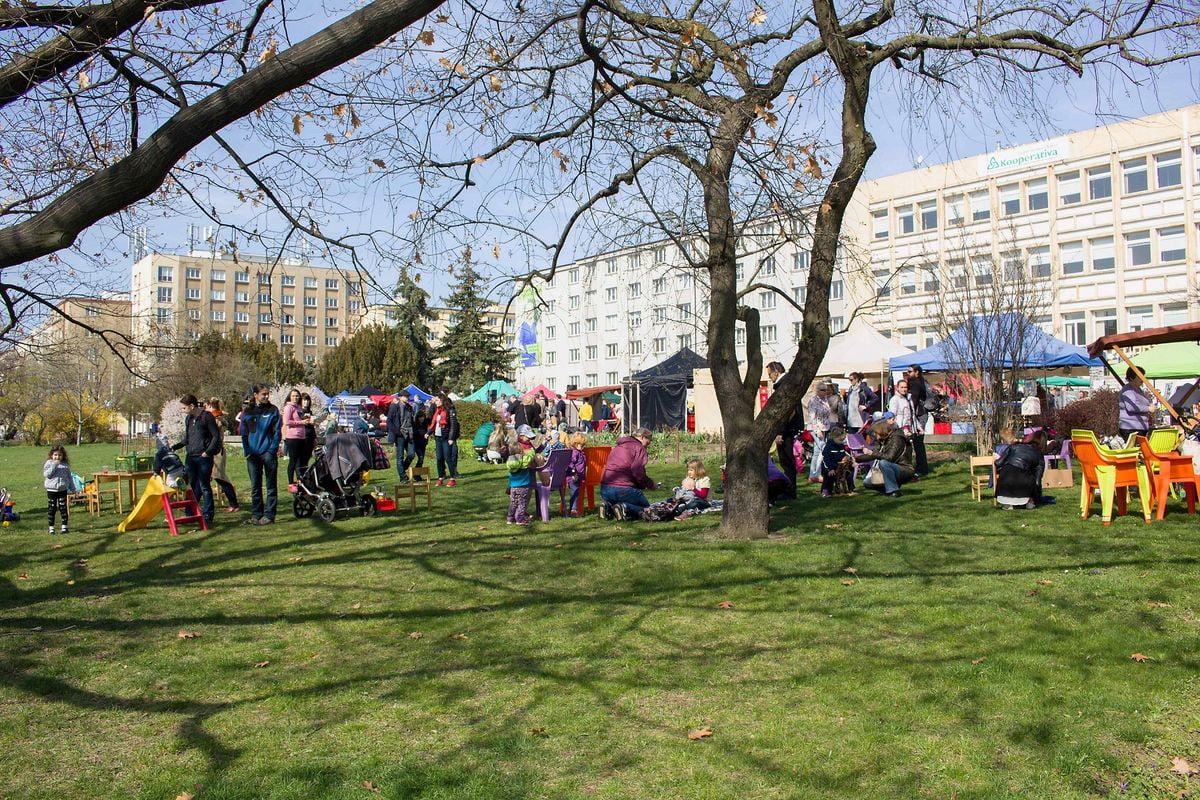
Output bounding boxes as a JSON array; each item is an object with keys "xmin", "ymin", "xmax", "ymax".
[{"xmin": 815, "ymin": 319, "xmax": 912, "ymax": 378}]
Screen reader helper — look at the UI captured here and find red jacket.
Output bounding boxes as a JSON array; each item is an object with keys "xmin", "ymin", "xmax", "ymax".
[{"xmin": 600, "ymin": 436, "xmax": 654, "ymax": 490}]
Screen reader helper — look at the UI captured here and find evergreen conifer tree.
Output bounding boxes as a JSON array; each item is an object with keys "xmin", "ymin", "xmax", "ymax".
[
  {"xmin": 391, "ymin": 267, "xmax": 435, "ymax": 388},
  {"xmin": 434, "ymin": 264, "xmax": 512, "ymax": 391}
]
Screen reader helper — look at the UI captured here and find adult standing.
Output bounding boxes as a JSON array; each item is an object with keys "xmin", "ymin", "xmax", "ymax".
[
  {"xmin": 241, "ymin": 383, "xmax": 282, "ymax": 525},
  {"xmin": 300, "ymin": 393, "xmax": 317, "ymax": 465},
  {"xmin": 412, "ymin": 399, "xmax": 430, "ymax": 472},
  {"xmin": 598, "ymin": 427, "xmax": 658, "ymax": 520},
  {"xmin": 806, "ymin": 383, "xmax": 835, "ymax": 483},
  {"xmin": 507, "ymin": 395, "xmax": 529, "ymax": 428},
  {"xmin": 1118, "ymin": 366, "xmax": 1155, "ymax": 441},
  {"xmin": 554, "ymin": 394, "xmax": 567, "ymax": 423},
  {"xmin": 282, "ymin": 388, "xmax": 309, "ymax": 488},
  {"xmin": 386, "ymin": 390, "xmax": 418, "ymax": 482},
  {"xmin": 428, "ymin": 392, "xmax": 461, "ymax": 487},
  {"xmin": 205, "ymin": 398, "xmax": 240, "ymax": 513},
  {"xmin": 578, "ymin": 399, "xmax": 594, "ymax": 432},
  {"xmin": 888, "ymin": 379, "xmax": 917, "ymax": 440},
  {"xmin": 906, "ymin": 365, "xmax": 932, "ymax": 476},
  {"xmin": 846, "ymin": 372, "xmax": 876, "ymax": 431},
  {"xmin": 176, "ymin": 394, "xmax": 222, "ymax": 525},
  {"xmin": 766, "ymin": 361, "xmax": 803, "ymax": 499}
]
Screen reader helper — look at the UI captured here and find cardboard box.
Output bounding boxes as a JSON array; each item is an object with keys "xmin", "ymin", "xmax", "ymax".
[{"xmin": 1042, "ymin": 468, "xmax": 1074, "ymax": 488}]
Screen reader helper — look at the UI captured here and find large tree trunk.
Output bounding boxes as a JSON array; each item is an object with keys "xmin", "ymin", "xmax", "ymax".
[{"xmin": 721, "ymin": 434, "xmax": 771, "ymax": 538}]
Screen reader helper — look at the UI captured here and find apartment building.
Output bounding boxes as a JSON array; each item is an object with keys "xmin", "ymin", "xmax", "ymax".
[
  {"xmin": 360, "ymin": 303, "xmax": 518, "ymax": 349},
  {"xmin": 130, "ymin": 252, "xmax": 370, "ymax": 367},
  {"xmin": 518, "ymin": 105, "xmax": 1200, "ymax": 390},
  {"xmin": 26, "ymin": 295, "xmax": 134, "ymax": 406}
]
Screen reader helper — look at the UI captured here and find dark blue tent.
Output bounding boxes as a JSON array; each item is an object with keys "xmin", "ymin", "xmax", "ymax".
[
  {"xmin": 402, "ymin": 384, "xmax": 433, "ymax": 403},
  {"xmin": 889, "ymin": 313, "xmax": 1102, "ymax": 372},
  {"xmin": 623, "ymin": 348, "xmax": 708, "ymax": 431}
]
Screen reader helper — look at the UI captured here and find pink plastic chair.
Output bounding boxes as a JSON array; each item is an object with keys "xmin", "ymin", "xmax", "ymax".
[
  {"xmin": 535, "ymin": 449, "xmax": 573, "ymax": 522},
  {"xmin": 1044, "ymin": 438, "xmax": 1072, "ymax": 472}
]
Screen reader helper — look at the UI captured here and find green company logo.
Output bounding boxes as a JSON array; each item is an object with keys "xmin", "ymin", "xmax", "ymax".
[{"xmin": 983, "ymin": 145, "xmax": 1062, "ymax": 174}]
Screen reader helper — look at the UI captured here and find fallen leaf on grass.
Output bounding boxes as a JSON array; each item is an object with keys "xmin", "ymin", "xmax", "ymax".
[
  {"xmin": 824, "ymin": 523, "xmax": 842, "ymax": 529},
  {"xmin": 477, "ymin": 526, "xmax": 486, "ymax": 531},
  {"xmin": 72, "ymin": 558, "xmax": 88, "ymax": 568},
  {"xmin": 841, "ymin": 579, "xmax": 856, "ymax": 586},
  {"xmin": 288, "ymin": 556, "xmax": 304, "ymax": 562},
  {"xmin": 687, "ymin": 727, "xmax": 713, "ymax": 740},
  {"xmin": 362, "ymin": 780, "xmax": 381, "ymax": 793},
  {"xmin": 17, "ymin": 572, "xmax": 28, "ymax": 580},
  {"xmin": 717, "ymin": 601, "xmax": 734, "ymax": 609},
  {"xmin": 449, "ymin": 632, "xmax": 468, "ymax": 640},
  {"xmin": 1130, "ymin": 652, "xmax": 1151, "ymax": 662},
  {"xmin": 1147, "ymin": 601, "xmax": 1172, "ymax": 609},
  {"xmin": 1037, "ymin": 579, "xmax": 1054, "ymax": 586},
  {"xmin": 971, "ymin": 656, "xmax": 987, "ymax": 665},
  {"xmin": 843, "ymin": 567, "xmax": 858, "ymax": 575},
  {"xmin": 351, "ymin": 603, "xmax": 362, "ymax": 610},
  {"xmin": 501, "ymin": 554, "xmax": 517, "ymax": 560},
  {"xmin": 1172, "ymin": 758, "xmax": 1196, "ymax": 776},
  {"xmin": 1025, "ymin": 590, "xmax": 1039, "ymax": 597},
  {"xmin": 529, "ymin": 727, "xmax": 547, "ymax": 736},
  {"xmin": 51, "ymin": 543, "xmax": 64, "ymax": 549},
  {"xmin": 408, "ymin": 632, "xmax": 423, "ymax": 639},
  {"xmin": 177, "ymin": 630, "xmax": 199, "ymax": 639},
  {"xmin": 133, "ymin": 537, "xmax": 142, "ymax": 543},
  {"xmin": 66, "ymin": 579, "xmax": 75, "ymax": 586},
  {"xmin": 176, "ymin": 793, "xmax": 195, "ymax": 800},
  {"xmin": 554, "ymin": 544, "xmax": 564, "ymax": 549},
  {"xmin": 198, "ymin": 588, "xmax": 216, "ymax": 595},
  {"xmin": 253, "ymin": 660, "xmax": 270, "ymax": 668}
]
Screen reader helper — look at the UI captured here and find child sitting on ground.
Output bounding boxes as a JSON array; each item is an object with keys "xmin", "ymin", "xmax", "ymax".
[
  {"xmin": 505, "ymin": 425, "xmax": 544, "ymax": 525},
  {"xmin": 820, "ymin": 427, "xmax": 856, "ymax": 497},
  {"xmin": 565, "ymin": 433, "xmax": 587, "ymax": 517},
  {"xmin": 674, "ymin": 458, "xmax": 712, "ymax": 512}
]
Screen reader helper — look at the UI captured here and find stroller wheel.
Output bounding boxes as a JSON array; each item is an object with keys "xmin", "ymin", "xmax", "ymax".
[
  {"xmin": 293, "ymin": 496, "xmax": 313, "ymax": 518},
  {"xmin": 316, "ymin": 497, "xmax": 337, "ymax": 523},
  {"xmin": 360, "ymin": 495, "xmax": 378, "ymax": 517}
]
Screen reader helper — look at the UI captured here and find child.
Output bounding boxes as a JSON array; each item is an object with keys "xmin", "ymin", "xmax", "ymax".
[
  {"xmin": 820, "ymin": 427, "xmax": 855, "ymax": 498},
  {"xmin": 675, "ymin": 458, "xmax": 712, "ymax": 512},
  {"xmin": 505, "ymin": 425, "xmax": 543, "ymax": 525},
  {"xmin": 473, "ymin": 419, "xmax": 496, "ymax": 461},
  {"xmin": 565, "ymin": 433, "xmax": 587, "ymax": 516},
  {"xmin": 43, "ymin": 445, "xmax": 73, "ymax": 535},
  {"xmin": 486, "ymin": 424, "xmax": 510, "ymax": 464}
]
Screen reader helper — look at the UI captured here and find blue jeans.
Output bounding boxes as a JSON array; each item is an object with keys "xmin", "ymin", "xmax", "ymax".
[
  {"xmin": 808, "ymin": 433, "xmax": 826, "ymax": 479},
  {"xmin": 877, "ymin": 460, "xmax": 901, "ymax": 494},
  {"xmin": 434, "ymin": 436, "xmax": 459, "ymax": 479},
  {"xmin": 601, "ymin": 485, "xmax": 650, "ymax": 516},
  {"xmin": 185, "ymin": 455, "xmax": 214, "ymax": 521},
  {"xmin": 394, "ymin": 437, "xmax": 416, "ymax": 477},
  {"xmin": 567, "ymin": 478, "xmax": 582, "ymax": 513},
  {"xmin": 245, "ymin": 452, "xmax": 278, "ymax": 521}
]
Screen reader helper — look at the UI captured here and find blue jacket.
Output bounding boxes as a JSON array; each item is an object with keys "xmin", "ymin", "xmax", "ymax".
[{"xmin": 240, "ymin": 402, "xmax": 281, "ymax": 458}]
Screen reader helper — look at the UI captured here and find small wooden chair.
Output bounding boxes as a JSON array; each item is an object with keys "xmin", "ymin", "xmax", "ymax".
[
  {"xmin": 395, "ymin": 467, "xmax": 432, "ymax": 511},
  {"xmin": 67, "ymin": 489, "xmax": 100, "ymax": 516},
  {"xmin": 969, "ymin": 455, "xmax": 995, "ymax": 503}
]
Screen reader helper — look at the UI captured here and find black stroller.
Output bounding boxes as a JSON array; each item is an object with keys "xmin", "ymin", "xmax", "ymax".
[{"xmin": 292, "ymin": 433, "xmax": 389, "ymax": 522}]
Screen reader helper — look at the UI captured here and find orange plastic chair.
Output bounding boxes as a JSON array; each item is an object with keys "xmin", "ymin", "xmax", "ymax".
[
  {"xmin": 1136, "ymin": 435, "xmax": 1199, "ymax": 520},
  {"xmin": 1070, "ymin": 429, "xmax": 1151, "ymax": 525},
  {"xmin": 577, "ymin": 446, "xmax": 612, "ymax": 515}
]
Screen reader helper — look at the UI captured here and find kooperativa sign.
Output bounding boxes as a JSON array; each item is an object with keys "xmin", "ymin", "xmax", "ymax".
[{"xmin": 977, "ymin": 139, "xmax": 1069, "ymax": 176}]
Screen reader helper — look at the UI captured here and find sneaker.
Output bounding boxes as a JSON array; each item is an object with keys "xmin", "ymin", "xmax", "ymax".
[
  {"xmin": 820, "ymin": 491, "xmax": 831, "ymax": 498},
  {"xmin": 224, "ymin": 506, "xmax": 240, "ymax": 513},
  {"xmin": 287, "ymin": 483, "xmax": 297, "ymax": 493},
  {"xmin": 1001, "ymin": 504, "xmax": 1014, "ymax": 511},
  {"xmin": 245, "ymin": 517, "xmax": 261, "ymax": 525},
  {"xmin": 886, "ymin": 490, "xmax": 903, "ymax": 498},
  {"xmin": 60, "ymin": 525, "xmax": 68, "ymax": 534},
  {"xmin": 258, "ymin": 517, "xmax": 274, "ymax": 525},
  {"xmin": 612, "ymin": 503, "xmax": 628, "ymax": 521},
  {"xmin": 447, "ymin": 479, "xmax": 457, "ymax": 487},
  {"xmin": 48, "ymin": 526, "xmax": 55, "ymax": 535},
  {"xmin": 598, "ymin": 503, "xmax": 612, "ymax": 520},
  {"xmin": 435, "ymin": 479, "xmax": 444, "ymax": 487},
  {"xmin": 395, "ymin": 478, "xmax": 409, "ymax": 486}
]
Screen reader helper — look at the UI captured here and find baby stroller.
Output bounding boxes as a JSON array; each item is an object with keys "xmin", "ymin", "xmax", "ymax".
[{"xmin": 292, "ymin": 433, "xmax": 388, "ymax": 522}]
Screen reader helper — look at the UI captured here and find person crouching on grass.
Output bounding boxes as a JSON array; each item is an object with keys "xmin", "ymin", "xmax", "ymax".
[{"xmin": 506, "ymin": 425, "xmax": 544, "ymax": 525}]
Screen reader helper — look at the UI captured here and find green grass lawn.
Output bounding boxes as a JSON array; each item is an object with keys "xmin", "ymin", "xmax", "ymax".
[{"xmin": 2, "ymin": 442, "xmax": 1200, "ymax": 799}]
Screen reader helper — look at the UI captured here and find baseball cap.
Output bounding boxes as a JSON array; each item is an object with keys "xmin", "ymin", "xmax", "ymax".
[{"xmin": 516, "ymin": 425, "xmax": 534, "ymax": 438}]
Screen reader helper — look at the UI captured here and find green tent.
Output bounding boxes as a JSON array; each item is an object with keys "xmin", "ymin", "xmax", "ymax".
[
  {"xmin": 1132, "ymin": 342, "xmax": 1200, "ymax": 379},
  {"xmin": 1037, "ymin": 376, "xmax": 1090, "ymax": 387},
  {"xmin": 462, "ymin": 379, "xmax": 520, "ymax": 403}
]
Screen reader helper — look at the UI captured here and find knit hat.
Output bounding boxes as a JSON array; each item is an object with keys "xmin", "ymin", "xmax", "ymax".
[{"xmin": 516, "ymin": 425, "xmax": 534, "ymax": 438}]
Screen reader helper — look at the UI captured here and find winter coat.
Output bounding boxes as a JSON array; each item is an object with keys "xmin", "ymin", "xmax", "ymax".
[
  {"xmin": 386, "ymin": 401, "xmax": 417, "ymax": 443},
  {"xmin": 473, "ymin": 422, "xmax": 495, "ymax": 449},
  {"xmin": 428, "ymin": 406, "xmax": 460, "ymax": 440},
  {"xmin": 283, "ymin": 402, "xmax": 308, "ymax": 441},
  {"xmin": 506, "ymin": 446, "xmax": 539, "ymax": 489},
  {"xmin": 175, "ymin": 410, "xmax": 222, "ymax": 458},
  {"xmin": 43, "ymin": 459, "xmax": 73, "ymax": 492},
  {"xmin": 566, "ymin": 447, "xmax": 586, "ymax": 482},
  {"xmin": 240, "ymin": 402, "xmax": 282, "ymax": 458},
  {"xmin": 600, "ymin": 436, "xmax": 654, "ymax": 490}
]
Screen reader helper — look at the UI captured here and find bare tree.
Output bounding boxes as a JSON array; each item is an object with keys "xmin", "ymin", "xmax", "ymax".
[{"xmin": 392, "ymin": 0, "xmax": 1197, "ymax": 537}]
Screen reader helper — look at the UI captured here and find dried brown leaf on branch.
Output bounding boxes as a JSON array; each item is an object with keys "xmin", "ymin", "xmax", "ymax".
[
  {"xmin": 488, "ymin": 75, "xmax": 503, "ymax": 91},
  {"xmin": 416, "ymin": 30, "xmax": 435, "ymax": 45},
  {"xmin": 841, "ymin": 579, "xmax": 856, "ymax": 586},
  {"xmin": 747, "ymin": 6, "xmax": 767, "ymax": 24}
]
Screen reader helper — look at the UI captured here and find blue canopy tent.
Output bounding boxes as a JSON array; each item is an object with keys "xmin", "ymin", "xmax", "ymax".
[
  {"xmin": 328, "ymin": 391, "xmax": 371, "ymax": 428},
  {"xmin": 888, "ymin": 314, "xmax": 1102, "ymax": 372},
  {"xmin": 402, "ymin": 384, "xmax": 433, "ymax": 403}
]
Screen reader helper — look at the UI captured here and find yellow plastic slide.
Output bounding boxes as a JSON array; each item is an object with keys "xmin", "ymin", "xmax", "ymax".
[{"xmin": 118, "ymin": 475, "xmax": 175, "ymax": 533}]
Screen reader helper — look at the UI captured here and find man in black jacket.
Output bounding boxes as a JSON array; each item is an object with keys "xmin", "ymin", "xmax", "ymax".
[
  {"xmin": 906, "ymin": 365, "xmax": 932, "ymax": 476},
  {"xmin": 174, "ymin": 394, "xmax": 222, "ymax": 524},
  {"xmin": 766, "ymin": 361, "xmax": 804, "ymax": 499},
  {"xmin": 386, "ymin": 391, "xmax": 417, "ymax": 482}
]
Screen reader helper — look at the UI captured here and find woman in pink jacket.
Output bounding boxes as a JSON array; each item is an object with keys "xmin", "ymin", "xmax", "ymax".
[{"xmin": 282, "ymin": 388, "xmax": 311, "ymax": 487}]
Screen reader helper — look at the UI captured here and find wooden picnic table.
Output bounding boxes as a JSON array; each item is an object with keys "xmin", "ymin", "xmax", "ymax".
[{"xmin": 92, "ymin": 470, "xmax": 155, "ymax": 514}]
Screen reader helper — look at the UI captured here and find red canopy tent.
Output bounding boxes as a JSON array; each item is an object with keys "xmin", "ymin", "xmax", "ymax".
[{"xmin": 522, "ymin": 384, "xmax": 558, "ymax": 401}]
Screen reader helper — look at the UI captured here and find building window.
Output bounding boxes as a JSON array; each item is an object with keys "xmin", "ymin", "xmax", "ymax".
[
  {"xmin": 973, "ymin": 256, "xmax": 993, "ymax": 286},
  {"xmin": 258, "ymin": 292, "xmax": 271, "ymax": 304},
  {"xmin": 629, "ymin": 311, "xmax": 641, "ymax": 328},
  {"xmin": 235, "ymin": 312, "xmax": 249, "ymax": 323},
  {"xmin": 919, "ymin": 200, "xmax": 937, "ymax": 230},
  {"xmin": 758, "ymin": 292, "xmax": 775, "ymax": 310},
  {"xmin": 830, "ymin": 316, "xmax": 845, "ymax": 333},
  {"xmin": 1126, "ymin": 231, "xmax": 1151, "ymax": 266},
  {"xmin": 325, "ymin": 297, "xmax": 338, "ymax": 308},
  {"xmin": 1002, "ymin": 253, "xmax": 1023, "ymax": 282},
  {"xmin": 1025, "ymin": 178, "xmax": 1048, "ymax": 210},
  {"xmin": 653, "ymin": 307, "xmax": 666, "ymax": 323},
  {"xmin": 792, "ymin": 285, "xmax": 807, "ymax": 306},
  {"xmin": 235, "ymin": 271, "xmax": 250, "ymax": 283},
  {"xmin": 235, "ymin": 291, "xmax": 249, "ymax": 303},
  {"xmin": 1060, "ymin": 241, "xmax": 1084, "ymax": 275},
  {"xmin": 652, "ymin": 277, "xmax": 667, "ymax": 293},
  {"xmin": 281, "ymin": 275, "xmax": 295, "ymax": 286},
  {"xmin": 1123, "ymin": 157, "xmax": 1148, "ymax": 194},
  {"xmin": 187, "ymin": 309, "xmax": 200, "ymax": 321},
  {"xmin": 653, "ymin": 337, "xmax": 667, "ymax": 354},
  {"xmin": 1159, "ymin": 226, "xmax": 1186, "ymax": 262},
  {"xmin": 1093, "ymin": 309, "xmax": 1117, "ymax": 338},
  {"xmin": 567, "ymin": 268, "xmax": 579, "ymax": 284},
  {"xmin": 945, "ymin": 194, "xmax": 964, "ymax": 225},
  {"xmin": 544, "ymin": 351, "xmax": 556, "ymax": 365},
  {"xmin": 256, "ymin": 312, "xmax": 271, "ymax": 324},
  {"xmin": 1057, "ymin": 171, "xmax": 1081, "ymax": 205},
  {"xmin": 304, "ymin": 316, "xmax": 315, "ymax": 327},
  {"xmin": 211, "ymin": 310, "xmax": 225, "ymax": 322},
  {"xmin": 969, "ymin": 189, "xmax": 990, "ymax": 222},
  {"xmin": 678, "ymin": 302, "xmax": 692, "ymax": 319},
  {"xmin": 1029, "ymin": 246, "xmax": 1051, "ymax": 278},
  {"xmin": 1127, "ymin": 305, "xmax": 1154, "ymax": 332},
  {"xmin": 605, "ymin": 258, "xmax": 618, "ymax": 275},
  {"xmin": 677, "ymin": 272, "xmax": 692, "ymax": 288},
  {"xmin": 1088, "ymin": 165, "xmax": 1112, "ymax": 200},
  {"xmin": 211, "ymin": 289, "xmax": 225, "ymax": 301},
  {"xmin": 186, "ymin": 267, "xmax": 201, "ymax": 279},
  {"xmin": 585, "ymin": 317, "xmax": 597, "ymax": 333},
  {"xmin": 281, "ymin": 314, "xmax": 294, "ymax": 325},
  {"xmin": 1156, "ymin": 151, "xmax": 1182, "ymax": 188},
  {"xmin": 326, "ymin": 337, "xmax": 338, "ymax": 346},
  {"xmin": 349, "ymin": 300, "xmax": 360, "ymax": 312},
  {"xmin": 999, "ymin": 183, "xmax": 1020, "ymax": 216},
  {"xmin": 760, "ymin": 256, "xmax": 776, "ymax": 276},
  {"xmin": 794, "ymin": 251, "xmax": 810, "ymax": 271},
  {"xmin": 606, "ymin": 371, "xmax": 618, "ymax": 385},
  {"xmin": 585, "ymin": 345, "xmax": 598, "ymax": 360},
  {"xmin": 569, "ymin": 295, "xmax": 580, "ymax": 310},
  {"xmin": 628, "ymin": 282, "xmax": 641, "ymax": 298},
  {"xmin": 280, "ymin": 334, "xmax": 294, "ymax": 345},
  {"xmin": 898, "ymin": 269, "xmax": 916, "ymax": 295},
  {"xmin": 1062, "ymin": 312, "xmax": 1086, "ymax": 345},
  {"xmin": 85, "ymin": 306, "xmax": 100, "ymax": 317},
  {"xmin": 211, "ymin": 270, "xmax": 225, "ymax": 282},
  {"xmin": 792, "ymin": 321, "xmax": 803, "ymax": 342},
  {"xmin": 872, "ymin": 210, "xmax": 888, "ymax": 240},
  {"xmin": 606, "ymin": 343, "xmax": 618, "ymax": 358},
  {"xmin": 569, "ymin": 348, "xmax": 580, "ymax": 363},
  {"xmin": 605, "ymin": 314, "xmax": 617, "ymax": 331},
  {"xmin": 896, "ymin": 204, "xmax": 915, "ymax": 234},
  {"xmin": 874, "ymin": 269, "xmax": 892, "ymax": 296},
  {"xmin": 326, "ymin": 317, "xmax": 338, "ymax": 327},
  {"xmin": 305, "ymin": 335, "xmax": 316, "ymax": 345},
  {"xmin": 735, "ymin": 262, "xmax": 744, "ymax": 283},
  {"xmin": 923, "ymin": 265, "xmax": 940, "ymax": 292},
  {"xmin": 900, "ymin": 327, "xmax": 918, "ymax": 351},
  {"xmin": 304, "ymin": 296, "xmax": 317, "ymax": 307},
  {"xmin": 824, "ymin": 279, "xmax": 840, "ymax": 300},
  {"xmin": 568, "ymin": 321, "xmax": 580, "ymax": 336},
  {"xmin": 185, "ymin": 288, "xmax": 200, "ymax": 300},
  {"xmin": 629, "ymin": 340, "xmax": 642, "ymax": 356},
  {"xmin": 760, "ymin": 325, "xmax": 777, "ymax": 343},
  {"xmin": 586, "ymin": 373, "xmax": 598, "ymax": 386},
  {"xmin": 735, "ymin": 328, "xmax": 746, "ymax": 345},
  {"xmin": 281, "ymin": 294, "xmax": 294, "ymax": 306},
  {"xmin": 325, "ymin": 278, "xmax": 339, "ymax": 290},
  {"xmin": 157, "ymin": 266, "xmax": 173, "ymax": 282},
  {"xmin": 1090, "ymin": 237, "xmax": 1115, "ymax": 271},
  {"xmin": 948, "ymin": 261, "xmax": 967, "ymax": 289},
  {"xmin": 1162, "ymin": 303, "xmax": 1189, "ymax": 327},
  {"xmin": 545, "ymin": 325, "xmax": 556, "ymax": 339},
  {"xmin": 254, "ymin": 272, "xmax": 268, "ymax": 286}
]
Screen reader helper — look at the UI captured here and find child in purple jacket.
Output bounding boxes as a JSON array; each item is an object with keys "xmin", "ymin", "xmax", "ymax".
[{"xmin": 565, "ymin": 433, "xmax": 587, "ymax": 517}]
